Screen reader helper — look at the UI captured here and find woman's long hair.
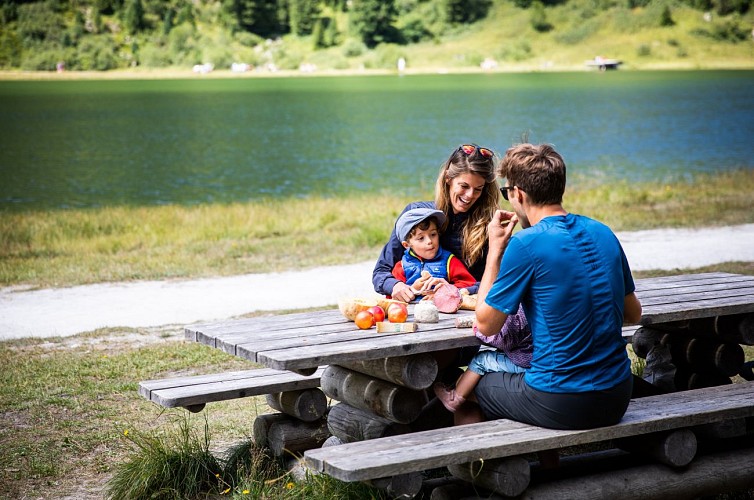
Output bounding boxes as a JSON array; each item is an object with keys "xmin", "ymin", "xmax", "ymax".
[{"xmin": 435, "ymin": 145, "xmax": 500, "ymax": 268}]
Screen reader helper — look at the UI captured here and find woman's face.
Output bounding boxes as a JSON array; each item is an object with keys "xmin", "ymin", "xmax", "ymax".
[{"xmin": 446, "ymin": 172, "xmax": 486, "ymax": 214}]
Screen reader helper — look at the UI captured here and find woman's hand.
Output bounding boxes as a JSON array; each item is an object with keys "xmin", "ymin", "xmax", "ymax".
[{"xmin": 391, "ymin": 282, "xmax": 416, "ymax": 303}]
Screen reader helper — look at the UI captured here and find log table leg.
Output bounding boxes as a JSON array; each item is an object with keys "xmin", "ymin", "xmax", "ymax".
[
  {"xmin": 265, "ymin": 388, "xmax": 328, "ymax": 422},
  {"xmin": 448, "ymin": 456, "xmax": 531, "ymax": 498},
  {"xmin": 616, "ymin": 428, "xmax": 698, "ymax": 467}
]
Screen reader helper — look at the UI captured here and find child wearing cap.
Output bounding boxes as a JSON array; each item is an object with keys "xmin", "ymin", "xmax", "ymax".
[
  {"xmin": 392, "ymin": 207, "xmax": 533, "ymax": 414},
  {"xmin": 391, "ymin": 207, "xmax": 476, "ymax": 297}
]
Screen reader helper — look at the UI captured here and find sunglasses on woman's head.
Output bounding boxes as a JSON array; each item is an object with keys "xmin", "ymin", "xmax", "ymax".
[{"xmin": 460, "ymin": 144, "xmax": 494, "ymax": 159}]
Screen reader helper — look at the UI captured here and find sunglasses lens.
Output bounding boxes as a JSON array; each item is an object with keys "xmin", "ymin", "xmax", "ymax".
[
  {"xmin": 479, "ymin": 148, "xmax": 493, "ymax": 158},
  {"xmin": 461, "ymin": 144, "xmax": 475, "ymax": 155}
]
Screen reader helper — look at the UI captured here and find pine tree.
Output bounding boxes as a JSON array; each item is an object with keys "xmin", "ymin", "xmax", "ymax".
[
  {"xmin": 123, "ymin": 0, "xmax": 144, "ymax": 35},
  {"xmin": 349, "ymin": 0, "xmax": 397, "ymax": 48}
]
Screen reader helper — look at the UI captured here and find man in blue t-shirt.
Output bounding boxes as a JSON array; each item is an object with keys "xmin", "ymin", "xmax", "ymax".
[{"xmin": 465, "ymin": 143, "xmax": 643, "ymax": 432}]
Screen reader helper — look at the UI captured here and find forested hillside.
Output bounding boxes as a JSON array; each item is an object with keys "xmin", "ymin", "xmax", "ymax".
[{"xmin": 1, "ymin": 0, "xmax": 752, "ymax": 72}]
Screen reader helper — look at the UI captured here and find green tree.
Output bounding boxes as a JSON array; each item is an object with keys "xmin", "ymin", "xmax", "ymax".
[
  {"xmin": 123, "ymin": 0, "xmax": 145, "ymax": 35},
  {"xmin": 659, "ymin": 5, "xmax": 675, "ymax": 25},
  {"xmin": 349, "ymin": 0, "xmax": 398, "ymax": 47},
  {"xmin": 289, "ymin": 0, "xmax": 319, "ymax": 35},
  {"xmin": 444, "ymin": 0, "xmax": 492, "ymax": 24},
  {"xmin": 530, "ymin": 1, "xmax": 553, "ymax": 31},
  {"xmin": 225, "ymin": 0, "xmax": 287, "ymax": 37}
]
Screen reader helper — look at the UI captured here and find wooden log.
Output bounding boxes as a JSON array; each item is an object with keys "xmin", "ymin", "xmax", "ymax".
[
  {"xmin": 267, "ymin": 416, "xmax": 330, "ymax": 457},
  {"xmin": 667, "ymin": 336, "xmax": 745, "ymax": 377},
  {"xmin": 252, "ymin": 412, "xmax": 289, "ymax": 447},
  {"xmin": 369, "ymin": 472, "xmax": 423, "ymax": 499},
  {"xmin": 321, "ymin": 435, "xmax": 343, "ymax": 448},
  {"xmin": 265, "ymin": 388, "xmax": 328, "ymax": 422},
  {"xmin": 616, "ymin": 428, "xmax": 697, "ymax": 467},
  {"xmin": 422, "ymin": 476, "xmax": 492, "ymax": 500},
  {"xmin": 716, "ymin": 313, "xmax": 754, "ymax": 345},
  {"xmin": 290, "ymin": 366, "xmax": 319, "ymax": 377},
  {"xmin": 519, "ymin": 445, "xmax": 754, "ymax": 500},
  {"xmin": 632, "ymin": 327, "xmax": 668, "ymax": 359},
  {"xmin": 337, "ymin": 353, "xmax": 438, "ymax": 390},
  {"xmin": 430, "ymin": 482, "xmax": 503, "ymax": 500},
  {"xmin": 659, "ymin": 314, "xmax": 754, "ymax": 345},
  {"xmin": 320, "ymin": 365, "xmax": 424, "ymax": 424},
  {"xmin": 674, "ymin": 367, "xmax": 732, "ymax": 391},
  {"xmin": 694, "ymin": 418, "xmax": 748, "ymax": 440},
  {"xmin": 447, "ymin": 457, "xmax": 530, "ymax": 498},
  {"xmin": 327, "ymin": 402, "xmax": 411, "ymax": 443}
]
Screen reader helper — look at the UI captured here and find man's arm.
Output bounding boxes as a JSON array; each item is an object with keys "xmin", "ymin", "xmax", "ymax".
[
  {"xmin": 475, "ymin": 210, "xmax": 517, "ymax": 336},
  {"xmin": 623, "ymin": 292, "xmax": 642, "ymax": 325}
]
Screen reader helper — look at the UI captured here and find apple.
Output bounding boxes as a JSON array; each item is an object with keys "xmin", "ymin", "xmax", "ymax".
[
  {"xmin": 354, "ymin": 310, "xmax": 375, "ymax": 329},
  {"xmin": 366, "ymin": 305, "xmax": 386, "ymax": 323},
  {"xmin": 387, "ymin": 302, "xmax": 408, "ymax": 323}
]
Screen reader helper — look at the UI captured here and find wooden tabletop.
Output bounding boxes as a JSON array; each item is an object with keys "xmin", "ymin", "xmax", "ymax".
[{"xmin": 186, "ymin": 272, "xmax": 754, "ymax": 372}]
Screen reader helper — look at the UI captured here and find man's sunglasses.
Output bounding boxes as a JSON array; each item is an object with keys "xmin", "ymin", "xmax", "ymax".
[
  {"xmin": 460, "ymin": 144, "xmax": 494, "ymax": 159},
  {"xmin": 500, "ymin": 186, "xmax": 514, "ymax": 201}
]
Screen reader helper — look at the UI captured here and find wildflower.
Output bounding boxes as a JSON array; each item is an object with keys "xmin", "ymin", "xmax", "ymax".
[
  {"xmin": 221, "ymin": 487, "xmax": 230, "ymax": 494},
  {"xmin": 285, "ymin": 482, "xmax": 294, "ymax": 489},
  {"xmin": 243, "ymin": 490, "xmax": 250, "ymax": 495},
  {"xmin": 123, "ymin": 429, "xmax": 129, "ymax": 437}
]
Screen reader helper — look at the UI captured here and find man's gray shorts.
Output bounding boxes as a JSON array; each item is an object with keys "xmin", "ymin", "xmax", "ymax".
[{"xmin": 475, "ymin": 372, "xmax": 633, "ymax": 430}]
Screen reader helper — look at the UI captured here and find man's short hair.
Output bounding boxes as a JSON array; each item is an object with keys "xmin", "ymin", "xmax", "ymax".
[{"xmin": 498, "ymin": 143, "xmax": 566, "ymax": 205}]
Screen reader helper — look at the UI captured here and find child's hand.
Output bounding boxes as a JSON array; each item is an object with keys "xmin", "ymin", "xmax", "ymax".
[{"xmin": 419, "ymin": 277, "xmax": 448, "ymax": 295}]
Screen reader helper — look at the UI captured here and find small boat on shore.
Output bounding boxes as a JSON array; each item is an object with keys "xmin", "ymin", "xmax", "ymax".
[{"xmin": 585, "ymin": 56, "xmax": 622, "ymax": 70}]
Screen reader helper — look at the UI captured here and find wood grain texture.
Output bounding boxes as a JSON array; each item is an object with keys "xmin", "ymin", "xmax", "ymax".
[
  {"xmin": 139, "ymin": 367, "xmax": 323, "ymax": 408},
  {"xmin": 185, "ymin": 273, "xmax": 754, "ymax": 372},
  {"xmin": 303, "ymin": 382, "xmax": 754, "ymax": 481}
]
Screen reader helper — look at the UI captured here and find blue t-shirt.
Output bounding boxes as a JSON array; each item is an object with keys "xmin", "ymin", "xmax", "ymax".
[{"xmin": 485, "ymin": 213, "xmax": 634, "ymax": 393}]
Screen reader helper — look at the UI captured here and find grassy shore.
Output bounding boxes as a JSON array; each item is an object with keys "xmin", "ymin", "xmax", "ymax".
[{"xmin": 2, "ymin": 169, "xmax": 753, "ymax": 289}]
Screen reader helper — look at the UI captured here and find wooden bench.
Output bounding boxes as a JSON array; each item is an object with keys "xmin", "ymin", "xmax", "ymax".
[
  {"xmin": 304, "ymin": 381, "xmax": 754, "ymax": 496},
  {"xmin": 139, "ymin": 367, "xmax": 324, "ymax": 413}
]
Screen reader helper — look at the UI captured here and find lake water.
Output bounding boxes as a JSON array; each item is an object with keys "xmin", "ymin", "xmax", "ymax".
[{"xmin": 1, "ymin": 70, "xmax": 753, "ymax": 211}]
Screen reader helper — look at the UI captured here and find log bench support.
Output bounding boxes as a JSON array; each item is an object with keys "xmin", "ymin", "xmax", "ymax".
[{"xmin": 304, "ymin": 382, "xmax": 754, "ymax": 498}]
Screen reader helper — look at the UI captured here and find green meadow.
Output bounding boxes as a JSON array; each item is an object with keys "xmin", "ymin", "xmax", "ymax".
[{"xmin": 2, "ymin": 169, "xmax": 753, "ymax": 288}]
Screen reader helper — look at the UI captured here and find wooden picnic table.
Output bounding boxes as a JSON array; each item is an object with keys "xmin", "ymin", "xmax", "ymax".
[
  {"xmin": 181, "ymin": 271, "xmax": 754, "ymax": 498},
  {"xmin": 186, "ymin": 272, "xmax": 754, "ymax": 374}
]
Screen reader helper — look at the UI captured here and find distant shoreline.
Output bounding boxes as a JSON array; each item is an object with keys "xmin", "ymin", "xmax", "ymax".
[{"xmin": 1, "ymin": 60, "xmax": 753, "ymax": 81}]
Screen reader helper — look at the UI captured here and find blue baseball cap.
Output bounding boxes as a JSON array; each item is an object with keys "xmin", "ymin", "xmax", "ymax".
[{"xmin": 395, "ymin": 208, "xmax": 446, "ymax": 242}]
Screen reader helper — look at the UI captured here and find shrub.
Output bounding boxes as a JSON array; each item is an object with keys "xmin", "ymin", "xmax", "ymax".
[
  {"xmin": 342, "ymin": 38, "xmax": 367, "ymax": 57},
  {"xmin": 75, "ymin": 35, "xmax": 118, "ymax": 70},
  {"xmin": 637, "ymin": 43, "xmax": 652, "ymax": 56}
]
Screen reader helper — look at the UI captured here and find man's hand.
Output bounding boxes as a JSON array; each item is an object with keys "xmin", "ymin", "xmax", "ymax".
[
  {"xmin": 391, "ymin": 281, "xmax": 416, "ymax": 303},
  {"xmin": 487, "ymin": 209, "xmax": 517, "ymax": 254}
]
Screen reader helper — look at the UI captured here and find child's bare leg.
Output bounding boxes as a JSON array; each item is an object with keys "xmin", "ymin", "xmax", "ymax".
[
  {"xmin": 433, "ymin": 370, "xmax": 482, "ymax": 413},
  {"xmin": 454, "ymin": 370, "xmax": 481, "ymax": 400}
]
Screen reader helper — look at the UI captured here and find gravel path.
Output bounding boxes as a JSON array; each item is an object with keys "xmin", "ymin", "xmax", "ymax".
[{"xmin": 2, "ymin": 224, "xmax": 753, "ymax": 340}]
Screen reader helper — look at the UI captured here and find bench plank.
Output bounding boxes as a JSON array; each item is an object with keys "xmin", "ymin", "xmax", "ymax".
[
  {"xmin": 304, "ymin": 382, "xmax": 754, "ymax": 482},
  {"xmin": 139, "ymin": 367, "xmax": 324, "ymax": 408}
]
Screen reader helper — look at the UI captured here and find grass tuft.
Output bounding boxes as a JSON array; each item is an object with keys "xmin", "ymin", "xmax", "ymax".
[{"xmin": 106, "ymin": 414, "xmax": 227, "ymax": 499}]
